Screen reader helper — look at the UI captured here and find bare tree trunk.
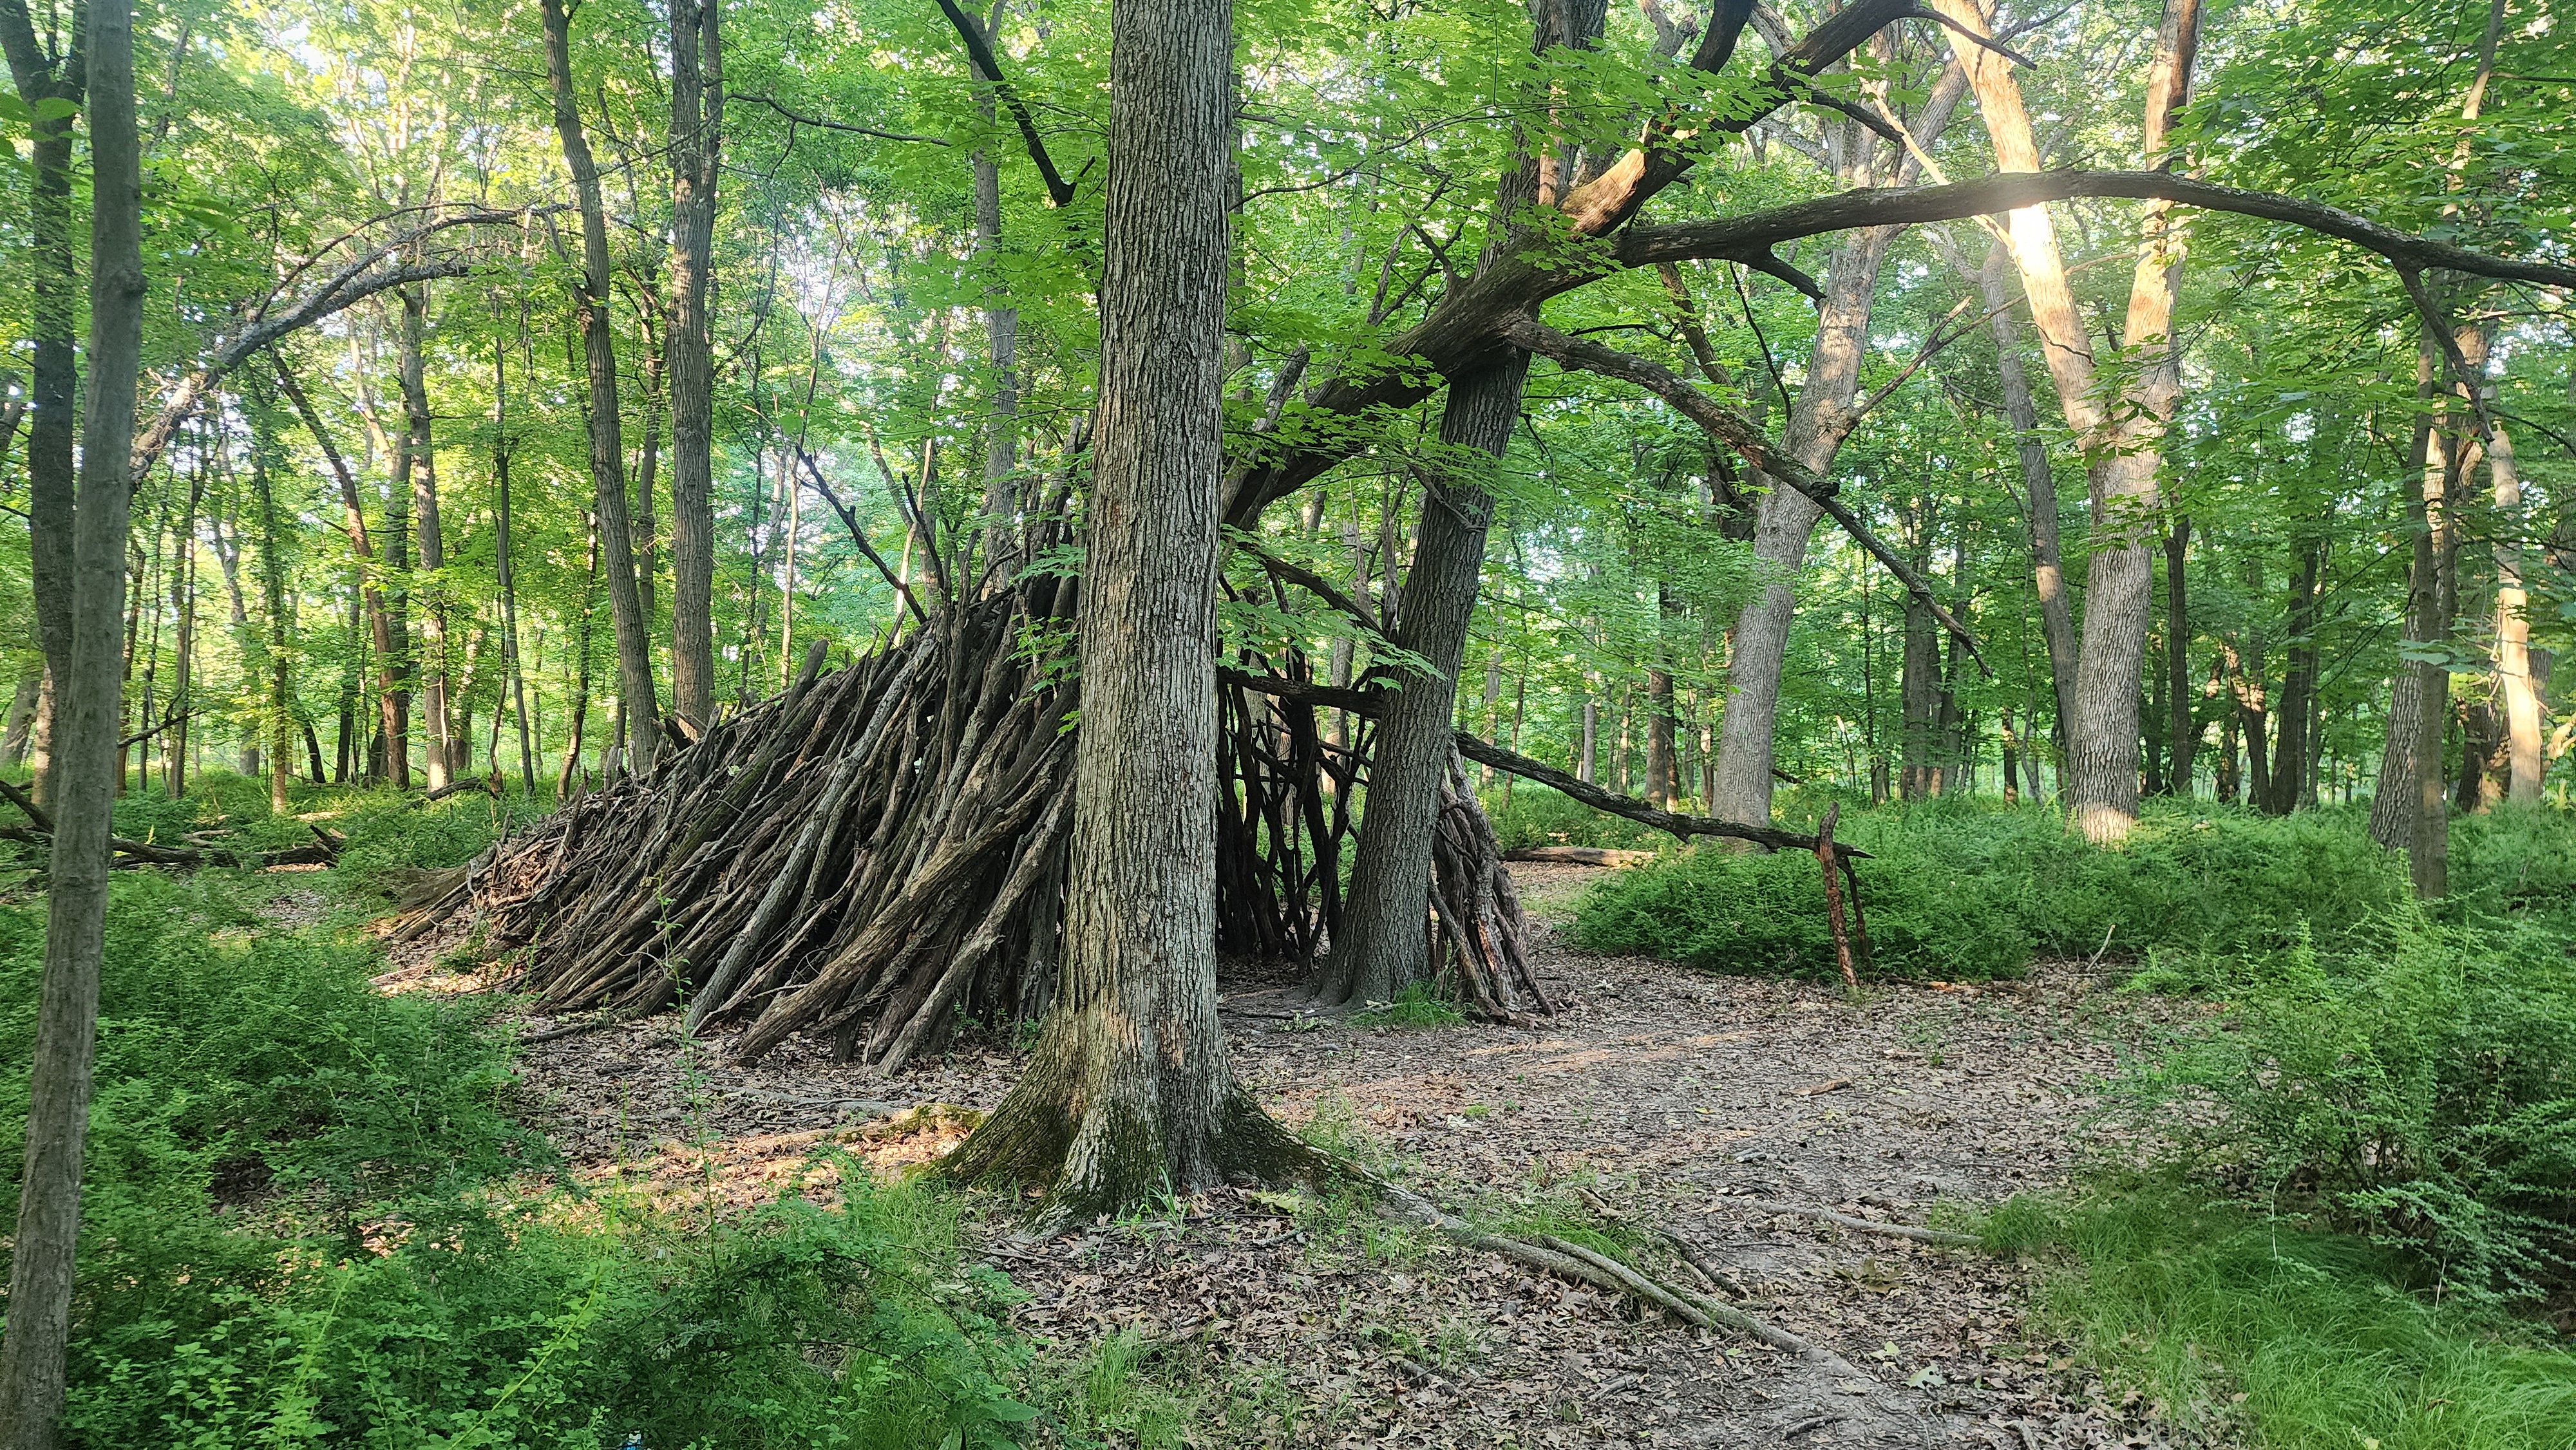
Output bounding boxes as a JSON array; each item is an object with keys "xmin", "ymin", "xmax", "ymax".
[
  {"xmin": 2372, "ymin": 361, "xmax": 2439, "ymax": 847},
  {"xmin": 968, "ymin": 3, "xmax": 1021, "ymax": 543},
  {"xmin": 495, "ymin": 336, "xmax": 537, "ymax": 793},
  {"xmin": 2165, "ymin": 516, "xmax": 2192, "ymax": 794},
  {"xmin": 2262, "ymin": 538, "xmax": 2320, "ymax": 814},
  {"xmin": 944, "ymin": 0, "xmax": 1309, "ymax": 1216},
  {"xmin": 666, "ymin": 0, "xmax": 721, "ymax": 727},
  {"xmin": 2488, "ymin": 406, "xmax": 2541, "ymax": 802},
  {"xmin": 399, "ymin": 287, "xmax": 453, "ymax": 789},
  {"xmin": 1, "ymin": 0, "xmax": 140, "ymax": 1435},
  {"xmin": 543, "ymin": 0, "xmax": 661, "ymax": 771},
  {"xmin": 0, "ymin": 670, "xmax": 37, "ymax": 765},
  {"xmin": 1646, "ymin": 586, "xmax": 1676, "ymax": 807},
  {"xmin": 248, "ymin": 385, "xmax": 295, "ymax": 814}
]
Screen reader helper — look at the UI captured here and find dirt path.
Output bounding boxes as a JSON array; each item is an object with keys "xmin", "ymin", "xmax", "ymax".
[{"xmin": 390, "ymin": 863, "xmax": 2193, "ymax": 1449}]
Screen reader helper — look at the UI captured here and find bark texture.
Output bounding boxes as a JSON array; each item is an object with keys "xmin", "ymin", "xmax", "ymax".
[
  {"xmin": 0, "ymin": 0, "xmax": 138, "ymax": 1436},
  {"xmin": 666, "ymin": 0, "xmax": 721, "ymax": 727},
  {"xmin": 942, "ymin": 0, "xmax": 1316, "ymax": 1215}
]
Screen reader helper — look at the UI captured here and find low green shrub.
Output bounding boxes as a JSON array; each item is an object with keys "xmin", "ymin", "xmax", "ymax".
[
  {"xmin": 1, "ymin": 871, "xmax": 1046, "ymax": 1448},
  {"xmin": 1980, "ymin": 1186, "xmax": 2576, "ymax": 1450},
  {"xmin": 1353, "ymin": 981, "xmax": 1468, "ymax": 1028},
  {"xmin": 1569, "ymin": 798, "xmax": 2429, "ymax": 979},
  {"xmin": 2110, "ymin": 912, "xmax": 2576, "ymax": 1303},
  {"xmin": 1569, "ymin": 836, "xmax": 2034, "ymax": 981}
]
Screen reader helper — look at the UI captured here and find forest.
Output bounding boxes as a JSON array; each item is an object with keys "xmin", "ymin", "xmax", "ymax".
[{"xmin": 0, "ymin": 0, "xmax": 2571, "ymax": 1445}]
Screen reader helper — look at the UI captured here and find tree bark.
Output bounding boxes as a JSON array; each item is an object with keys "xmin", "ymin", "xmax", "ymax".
[
  {"xmin": 2488, "ymin": 405, "xmax": 2541, "ymax": 803},
  {"xmin": 666, "ymin": 0, "xmax": 721, "ymax": 728},
  {"xmin": 1970, "ymin": 240, "xmax": 2077, "ymax": 739},
  {"xmin": 542, "ymin": 0, "xmax": 661, "ymax": 773},
  {"xmin": 2262, "ymin": 538, "xmax": 2320, "ymax": 814},
  {"xmin": 942, "ymin": 0, "xmax": 1310, "ymax": 1216},
  {"xmin": 1, "ymin": 0, "xmax": 138, "ymax": 1436},
  {"xmin": 495, "ymin": 337, "xmax": 537, "ymax": 795},
  {"xmin": 0, "ymin": 10, "xmax": 80, "ymax": 809}
]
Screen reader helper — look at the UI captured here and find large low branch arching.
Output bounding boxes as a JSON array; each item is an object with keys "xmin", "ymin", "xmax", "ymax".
[
  {"xmin": 1224, "ymin": 167, "xmax": 2575, "ymax": 528},
  {"xmin": 1504, "ymin": 316, "xmax": 1988, "ymax": 672},
  {"xmin": 1618, "ymin": 169, "xmax": 2576, "ymax": 288}
]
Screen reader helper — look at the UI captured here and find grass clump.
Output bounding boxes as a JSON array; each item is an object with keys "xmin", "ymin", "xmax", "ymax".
[
  {"xmin": 1977, "ymin": 1187, "xmax": 2576, "ymax": 1450},
  {"xmin": 1352, "ymin": 982, "xmax": 1468, "ymax": 1028}
]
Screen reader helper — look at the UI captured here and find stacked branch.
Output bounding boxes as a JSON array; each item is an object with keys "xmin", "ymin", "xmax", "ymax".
[{"xmin": 402, "ymin": 574, "xmax": 1081, "ymax": 1073}]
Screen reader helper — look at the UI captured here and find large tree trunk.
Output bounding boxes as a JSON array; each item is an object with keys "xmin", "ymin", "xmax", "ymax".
[
  {"xmin": 0, "ymin": 0, "xmax": 138, "ymax": 1438},
  {"xmin": 942, "ymin": 0, "xmax": 1310, "ymax": 1217},
  {"xmin": 665, "ymin": 0, "xmax": 721, "ymax": 728},
  {"xmin": 2371, "ymin": 359, "xmax": 2441, "ymax": 848},
  {"xmin": 1311, "ymin": 352, "xmax": 1527, "ymax": 1007},
  {"xmin": 398, "ymin": 286, "xmax": 453, "ymax": 789},
  {"xmin": 543, "ymin": 0, "xmax": 661, "ymax": 773}
]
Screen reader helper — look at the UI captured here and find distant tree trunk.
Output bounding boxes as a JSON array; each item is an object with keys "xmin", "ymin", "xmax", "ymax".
[
  {"xmin": 495, "ymin": 338, "xmax": 538, "ymax": 794},
  {"xmin": 0, "ymin": 0, "xmax": 139, "ymax": 1436},
  {"xmin": 2372, "ymin": 357, "xmax": 2440, "ymax": 848},
  {"xmin": 1900, "ymin": 574, "xmax": 1936, "ymax": 800},
  {"xmin": 398, "ymin": 287, "xmax": 453, "ymax": 789},
  {"xmin": 2262, "ymin": 539, "xmax": 2320, "ymax": 815},
  {"xmin": 665, "ymin": 0, "xmax": 721, "ymax": 727},
  {"xmin": 543, "ymin": 0, "xmax": 660, "ymax": 772},
  {"xmin": 967, "ymin": 3, "xmax": 1021, "ymax": 545},
  {"xmin": 944, "ymin": 0, "xmax": 1310, "ymax": 1216},
  {"xmin": 2485, "ymin": 385, "xmax": 2541, "ymax": 803},
  {"xmin": 278, "ymin": 365, "xmax": 406, "ymax": 789},
  {"xmin": 1578, "ymin": 693, "xmax": 1598, "ymax": 784},
  {"xmin": 2214, "ymin": 660, "xmax": 2241, "ymax": 804},
  {"xmin": 164, "ymin": 447, "xmax": 205, "ymax": 798},
  {"xmin": 248, "ymin": 385, "xmax": 296, "ymax": 814},
  {"xmin": 2164, "ymin": 516, "xmax": 2193, "ymax": 793},
  {"xmin": 1645, "ymin": 587, "xmax": 1676, "ymax": 807},
  {"xmin": 1973, "ymin": 241, "xmax": 2077, "ymax": 739},
  {"xmin": 558, "ymin": 514, "xmax": 601, "ymax": 796}
]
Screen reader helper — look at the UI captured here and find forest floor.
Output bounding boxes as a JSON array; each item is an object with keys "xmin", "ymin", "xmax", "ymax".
[{"xmin": 367, "ymin": 863, "xmax": 2210, "ymax": 1449}]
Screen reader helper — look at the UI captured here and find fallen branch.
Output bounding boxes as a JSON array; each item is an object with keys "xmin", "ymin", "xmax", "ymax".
[
  {"xmin": 1752, "ymin": 1201, "xmax": 1980, "ymax": 1248},
  {"xmin": 1502, "ymin": 845, "xmax": 1658, "ymax": 867},
  {"xmin": 1374, "ymin": 1182, "xmax": 1929, "ymax": 1432}
]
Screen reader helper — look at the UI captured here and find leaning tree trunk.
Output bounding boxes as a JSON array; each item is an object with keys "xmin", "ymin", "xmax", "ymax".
[{"xmin": 939, "ymin": 0, "xmax": 1317, "ymax": 1217}]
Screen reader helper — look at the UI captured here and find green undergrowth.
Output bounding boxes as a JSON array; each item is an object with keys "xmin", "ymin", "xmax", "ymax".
[
  {"xmin": 1975, "ymin": 1186, "xmax": 2576, "ymax": 1450},
  {"xmin": 1566, "ymin": 796, "xmax": 2576, "ymax": 981},
  {"xmin": 1481, "ymin": 785, "xmax": 1669, "ymax": 854},
  {"xmin": 1350, "ymin": 981, "xmax": 1467, "ymax": 1028},
  {"xmin": 0, "ymin": 863, "xmax": 1080, "ymax": 1448}
]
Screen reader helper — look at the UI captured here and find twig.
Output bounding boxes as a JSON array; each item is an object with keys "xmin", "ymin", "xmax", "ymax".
[
  {"xmin": 1815, "ymin": 802, "xmax": 1859, "ymax": 990},
  {"xmin": 2084, "ymin": 923, "xmax": 2117, "ymax": 972}
]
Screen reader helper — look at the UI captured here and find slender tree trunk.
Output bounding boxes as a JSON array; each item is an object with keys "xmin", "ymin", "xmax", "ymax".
[
  {"xmin": 1645, "ymin": 587, "xmax": 1676, "ymax": 807},
  {"xmin": 544, "ymin": 0, "xmax": 661, "ymax": 771},
  {"xmin": 666, "ymin": 0, "xmax": 721, "ymax": 726},
  {"xmin": 2263, "ymin": 539, "xmax": 2320, "ymax": 815},
  {"xmin": 559, "ymin": 514, "xmax": 601, "ymax": 796},
  {"xmin": 2487, "ymin": 398, "xmax": 2541, "ymax": 802},
  {"xmin": 495, "ymin": 339, "xmax": 538, "ymax": 793},
  {"xmin": 2372, "ymin": 359, "xmax": 2440, "ymax": 847},
  {"xmin": 969, "ymin": 3, "xmax": 1021, "ymax": 543},
  {"xmin": 1578, "ymin": 693, "xmax": 1598, "ymax": 784},
  {"xmin": 945, "ymin": 0, "xmax": 1309, "ymax": 1216},
  {"xmin": 0, "ymin": 670, "xmax": 37, "ymax": 766},
  {"xmin": 249, "ymin": 387, "xmax": 296, "ymax": 814},
  {"xmin": 278, "ymin": 365, "xmax": 407, "ymax": 788},
  {"xmin": 399, "ymin": 287, "xmax": 452, "ymax": 789},
  {"xmin": 1, "ymin": 0, "xmax": 140, "ymax": 1437},
  {"xmin": 0, "ymin": 22, "xmax": 81, "ymax": 811},
  {"xmin": 2165, "ymin": 515, "xmax": 2192, "ymax": 793}
]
